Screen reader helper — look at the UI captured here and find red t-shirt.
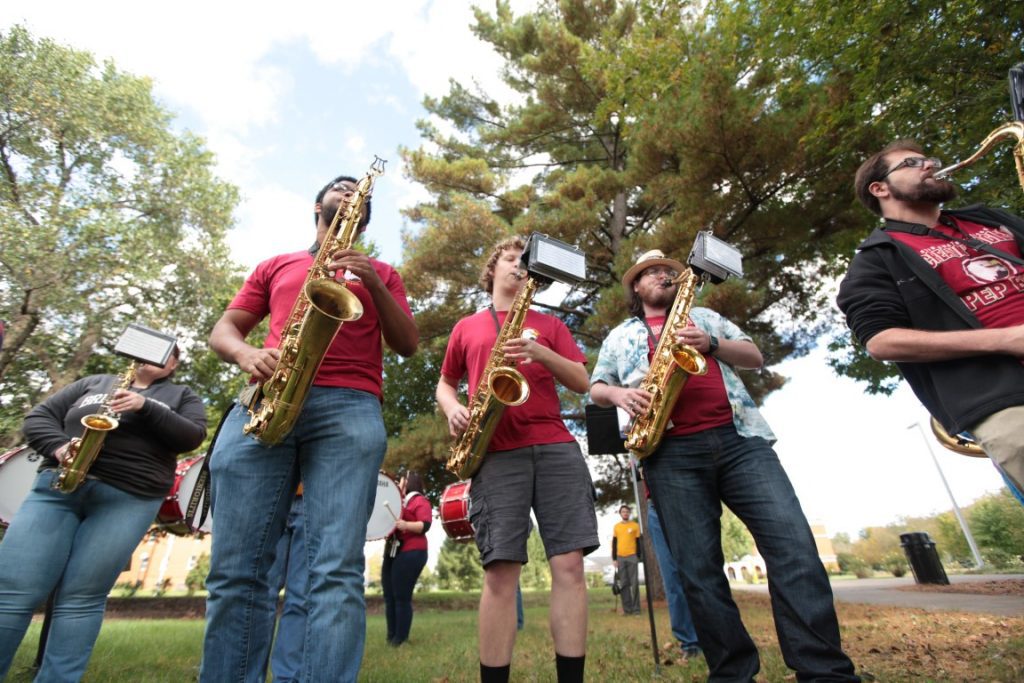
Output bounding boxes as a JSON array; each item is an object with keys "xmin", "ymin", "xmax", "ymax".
[
  {"xmin": 441, "ymin": 308, "xmax": 586, "ymax": 452},
  {"xmin": 228, "ymin": 250, "xmax": 413, "ymax": 398},
  {"xmin": 890, "ymin": 218, "xmax": 1024, "ymax": 328},
  {"xmin": 396, "ymin": 493, "xmax": 432, "ymax": 553},
  {"xmin": 645, "ymin": 316, "xmax": 733, "ymax": 436}
]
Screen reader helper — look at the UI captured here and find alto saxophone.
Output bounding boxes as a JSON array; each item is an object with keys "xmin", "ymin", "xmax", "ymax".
[
  {"xmin": 244, "ymin": 158, "xmax": 384, "ymax": 444},
  {"xmin": 625, "ymin": 268, "xmax": 708, "ymax": 459},
  {"xmin": 53, "ymin": 363, "xmax": 138, "ymax": 493},
  {"xmin": 446, "ymin": 275, "xmax": 538, "ymax": 479}
]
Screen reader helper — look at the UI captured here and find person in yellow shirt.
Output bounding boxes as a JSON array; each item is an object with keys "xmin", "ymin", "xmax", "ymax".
[{"xmin": 611, "ymin": 505, "xmax": 641, "ymax": 615}]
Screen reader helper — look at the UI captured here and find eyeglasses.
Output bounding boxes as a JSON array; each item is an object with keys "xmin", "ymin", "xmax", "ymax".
[
  {"xmin": 879, "ymin": 156, "xmax": 942, "ymax": 180},
  {"xmin": 641, "ymin": 266, "xmax": 678, "ymax": 280},
  {"xmin": 330, "ymin": 181, "xmax": 357, "ymax": 195}
]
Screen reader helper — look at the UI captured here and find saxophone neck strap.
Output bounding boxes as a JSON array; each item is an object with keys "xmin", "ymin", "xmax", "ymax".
[
  {"xmin": 488, "ymin": 305, "xmax": 503, "ymax": 335},
  {"xmin": 641, "ymin": 319, "xmax": 659, "ymax": 351},
  {"xmin": 885, "ymin": 216, "xmax": 1024, "ymax": 267}
]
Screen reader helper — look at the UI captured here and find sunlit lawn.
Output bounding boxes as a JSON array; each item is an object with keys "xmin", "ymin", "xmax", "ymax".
[{"xmin": 6, "ymin": 586, "xmax": 1023, "ymax": 681}]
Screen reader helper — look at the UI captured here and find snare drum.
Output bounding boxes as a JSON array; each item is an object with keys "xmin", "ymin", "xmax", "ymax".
[
  {"xmin": 157, "ymin": 455, "xmax": 212, "ymax": 536},
  {"xmin": 440, "ymin": 479, "xmax": 474, "ymax": 543},
  {"xmin": 366, "ymin": 470, "xmax": 402, "ymax": 541},
  {"xmin": 0, "ymin": 446, "xmax": 43, "ymax": 528}
]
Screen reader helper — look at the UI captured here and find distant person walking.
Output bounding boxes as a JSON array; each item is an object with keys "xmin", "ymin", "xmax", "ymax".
[{"xmin": 611, "ymin": 505, "xmax": 641, "ymax": 615}]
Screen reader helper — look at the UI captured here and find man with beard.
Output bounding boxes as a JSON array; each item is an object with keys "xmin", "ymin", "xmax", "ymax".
[
  {"xmin": 590, "ymin": 250, "xmax": 859, "ymax": 682},
  {"xmin": 838, "ymin": 140, "xmax": 1024, "ymax": 492},
  {"xmin": 201, "ymin": 174, "xmax": 418, "ymax": 683}
]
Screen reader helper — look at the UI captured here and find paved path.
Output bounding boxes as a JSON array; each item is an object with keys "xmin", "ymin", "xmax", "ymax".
[{"xmin": 733, "ymin": 574, "xmax": 1024, "ymax": 617}]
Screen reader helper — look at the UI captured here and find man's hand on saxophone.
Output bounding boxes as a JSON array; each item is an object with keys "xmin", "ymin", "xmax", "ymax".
[
  {"xmin": 436, "ymin": 376, "xmax": 470, "ymax": 438},
  {"xmin": 235, "ymin": 346, "xmax": 281, "ymax": 382},
  {"xmin": 591, "ymin": 383, "xmax": 652, "ymax": 419}
]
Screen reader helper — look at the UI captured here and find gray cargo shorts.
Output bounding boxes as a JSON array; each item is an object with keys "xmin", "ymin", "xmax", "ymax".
[{"xmin": 469, "ymin": 440, "xmax": 599, "ymax": 567}]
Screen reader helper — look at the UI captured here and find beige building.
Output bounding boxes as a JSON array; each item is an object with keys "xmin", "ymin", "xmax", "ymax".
[{"xmin": 116, "ymin": 530, "xmax": 212, "ymax": 593}]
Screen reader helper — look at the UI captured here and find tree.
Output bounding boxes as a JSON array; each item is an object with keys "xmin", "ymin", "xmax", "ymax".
[
  {"xmin": 853, "ymin": 525, "xmax": 908, "ymax": 569},
  {"xmin": 185, "ymin": 553, "xmax": 210, "ymax": 596},
  {"xmin": 970, "ymin": 490, "xmax": 1024, "ymax": 566},
  {"xmin": 932, "ymin": 511, "xmax": 974, "ymax": 566},
  {"xmin": 384, "ymin": 0, "xmax": 1024, "ymax": 497},
  {"xmin": 721, "ymin": 507, "xmax": 754, "ymax": 562},
  {"xmin": 0, "ymin": 26, "xmax": 240, "ymax": 443},
  {"xmin": 435, "ymin": 537, "xmax": 484, "ymax": 591}
]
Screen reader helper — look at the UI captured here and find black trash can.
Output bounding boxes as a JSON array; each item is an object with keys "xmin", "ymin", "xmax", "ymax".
[{"xmin": 899, "ymin": 532, "xmax": 949, "ymax": 585}]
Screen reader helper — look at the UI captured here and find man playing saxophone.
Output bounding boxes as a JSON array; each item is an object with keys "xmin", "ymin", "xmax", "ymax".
[
  {"xmin": 590, "ymin": 249, "xmax": 858, "ymax": 682},
  {"xmin": 838, "ymin": 140, "xmax": 1024, "ymax": 492},
  {"xmin": 435, "ymin": 235, "xmax": 598, "ymax": 683},
  {"xmin": 201, "ymin": 173, "xmax": 418, "ymax": 683}
]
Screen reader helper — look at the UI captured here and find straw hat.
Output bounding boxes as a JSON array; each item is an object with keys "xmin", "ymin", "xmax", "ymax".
[{"xmin": 621, "ymin": 249, "xmax": 685, "ymax": 291}]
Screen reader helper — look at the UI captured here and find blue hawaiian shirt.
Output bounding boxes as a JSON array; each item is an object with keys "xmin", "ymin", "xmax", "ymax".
[{"xmin": 589, "ymin": 306, "xmax": 776, "ymax": 443}]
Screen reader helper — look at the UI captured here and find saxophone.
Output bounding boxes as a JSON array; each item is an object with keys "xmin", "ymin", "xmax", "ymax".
[
  {"xmin": 446, "ymin": 275, "xmax": 538, "ymax": 479},
  {"xmin": 53, "ymin": 363, "xmax": 138, "ymax": 493},
  {"xmin": 244, "ymin": 158, "xmax": 384, "ymax": 444},
  {"xmin": 933, "ymin": 121, "xmax": 1024, "ymax": 191},
  {"xmin": 625, "ymin": 268, "xmax": 708, "ymax": 459},
  {"xmin": 928, "ymin": 121, "xmax": 1024, "ymax": 456},
  {"xmin": 929, "ymin": 417, "xmax": 986, "ymax": 458}
]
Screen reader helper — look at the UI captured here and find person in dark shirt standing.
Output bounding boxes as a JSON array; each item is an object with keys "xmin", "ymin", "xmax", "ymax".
[{"xmin": 0, "ymin": 345, "xmax": 206, "ymax": 681}]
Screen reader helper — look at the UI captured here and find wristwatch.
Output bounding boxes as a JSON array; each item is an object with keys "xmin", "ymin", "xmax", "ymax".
[{"xmin": 708, "ymin": 334, "xmax": 719, "ymax": 355}]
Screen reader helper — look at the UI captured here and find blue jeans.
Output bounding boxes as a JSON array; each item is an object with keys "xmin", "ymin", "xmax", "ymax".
[
  {"xmin": 381, "ymin": 549, "xmax": 427, "ymax": 644},
  {"xmin": 0, "ymin": 470, "xmax": 161, "ymax": 682},
  {"xmin": 515, "ymin": 582, "xmax": 524, "ymax": 630},
  {"xmin": 201, "ymin": 388, "xmax": 386, "ymax": 683},
  {"xmin": 267, "ymin": 495, "xmax": 307, "ymax": 683},
  {"xmin": 646, "ymin": 500, "xmax": 699, "ymax": 649},
  {"xmin": 644, "ymin": 425, "xmax": 858, "ymax": 682}
]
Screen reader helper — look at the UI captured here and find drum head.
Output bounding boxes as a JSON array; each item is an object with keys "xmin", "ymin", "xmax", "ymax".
[
  {"xmin": 366, "ymin": 471, "xmax": 402, "ymax": 541},
  {"xmin": 0, "ymin": 446, "xmax": 43, "ymax": 527}
]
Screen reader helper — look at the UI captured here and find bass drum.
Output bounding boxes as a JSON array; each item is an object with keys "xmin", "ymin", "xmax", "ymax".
[
  {"xmin": 0, "ymin": 446, "xmax": 43, "ymax": 528},
  {"xmin": 157, "ymin": 455, "xmax": 213, "ymax": 536},
  {"xmin": 366, "ymin": 470, "xmax": 402, "ymax": 541},
  {"xmin": 439, "ymin": 479, "xmax": 474, "ymax": 543}
]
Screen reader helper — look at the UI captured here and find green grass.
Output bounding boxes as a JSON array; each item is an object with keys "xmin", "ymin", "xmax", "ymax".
[{"xmin": 5, "ymin": 587, "xmax": 1023, "ymax": 681}]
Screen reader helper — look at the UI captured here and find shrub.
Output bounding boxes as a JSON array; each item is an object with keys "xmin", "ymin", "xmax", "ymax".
[{"xmin": 882, "ymin": 551, "xmax": 909, "ymax": 578}]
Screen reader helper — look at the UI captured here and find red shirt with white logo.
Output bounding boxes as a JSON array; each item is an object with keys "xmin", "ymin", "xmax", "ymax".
[
  {"xmin": 441, "ymin": 308, "xmax": 586, "ymax": 451},
  {"xmin": 229, "ymin": 250, "xmax": 413, "ymax": 399},
  {"xmin": 889, "ymin": 218, "xmax": 1024, "ymax": 328}
]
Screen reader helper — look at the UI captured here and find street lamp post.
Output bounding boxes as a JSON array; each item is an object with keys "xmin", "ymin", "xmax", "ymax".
[{"xmin": 908, "ymin": 421, "xmax": 984, "ymax": 568}]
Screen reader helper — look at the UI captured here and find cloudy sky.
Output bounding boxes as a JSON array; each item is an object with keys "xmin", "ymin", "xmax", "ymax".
[{"xmin": 2, "ymin": 2, "xmax": 1007, "ymax": 561}]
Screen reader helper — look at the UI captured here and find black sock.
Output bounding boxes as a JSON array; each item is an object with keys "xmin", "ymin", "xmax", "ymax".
[
  {"xmin": 480, "ymin": 662, "xmax": 511, "ymax": 683},
  {"xmin": 555, "ymin": 653, "xmax": 585, "ymax": 683}
]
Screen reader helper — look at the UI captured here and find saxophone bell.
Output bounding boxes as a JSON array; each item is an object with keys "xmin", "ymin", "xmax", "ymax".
[
  {"xmin": 671, "ymin": 343, "xmax": 708, "ymax": 376},
  {"xmin": 930, "ymin": 416, "xmax": 987, "ymax": 458},
  {"xmin": 52, "ymin": 364, "xmax": 136, "ymax": 493}
]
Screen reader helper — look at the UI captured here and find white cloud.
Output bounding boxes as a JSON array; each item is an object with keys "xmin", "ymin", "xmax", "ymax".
[{"xmin": 230, "ymin": 184, "xmax": 313, "ymax": 271}]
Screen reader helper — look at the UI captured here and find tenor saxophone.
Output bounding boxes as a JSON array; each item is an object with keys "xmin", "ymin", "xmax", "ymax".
[
  {"xmin": 933, "ymin": 121, "xmax": 1024, "ymax": 191},
  {"xmin": 53, "ymin": 363, "xmax": 138, "ymax": 493},
  {"xmin": 446, "ymin": 276, "xmax": 538, "ymax": 479},
  {"xmin": 244, "ymin": 159, "xmax": 384, "ymax": 445},
  {"xmin": 625, "ymin": 268, "xmax": 708, "ymax": 459},
  {"xmin": 928, "ymin": 121, "xmax": 1024, "ymax": 456}
]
